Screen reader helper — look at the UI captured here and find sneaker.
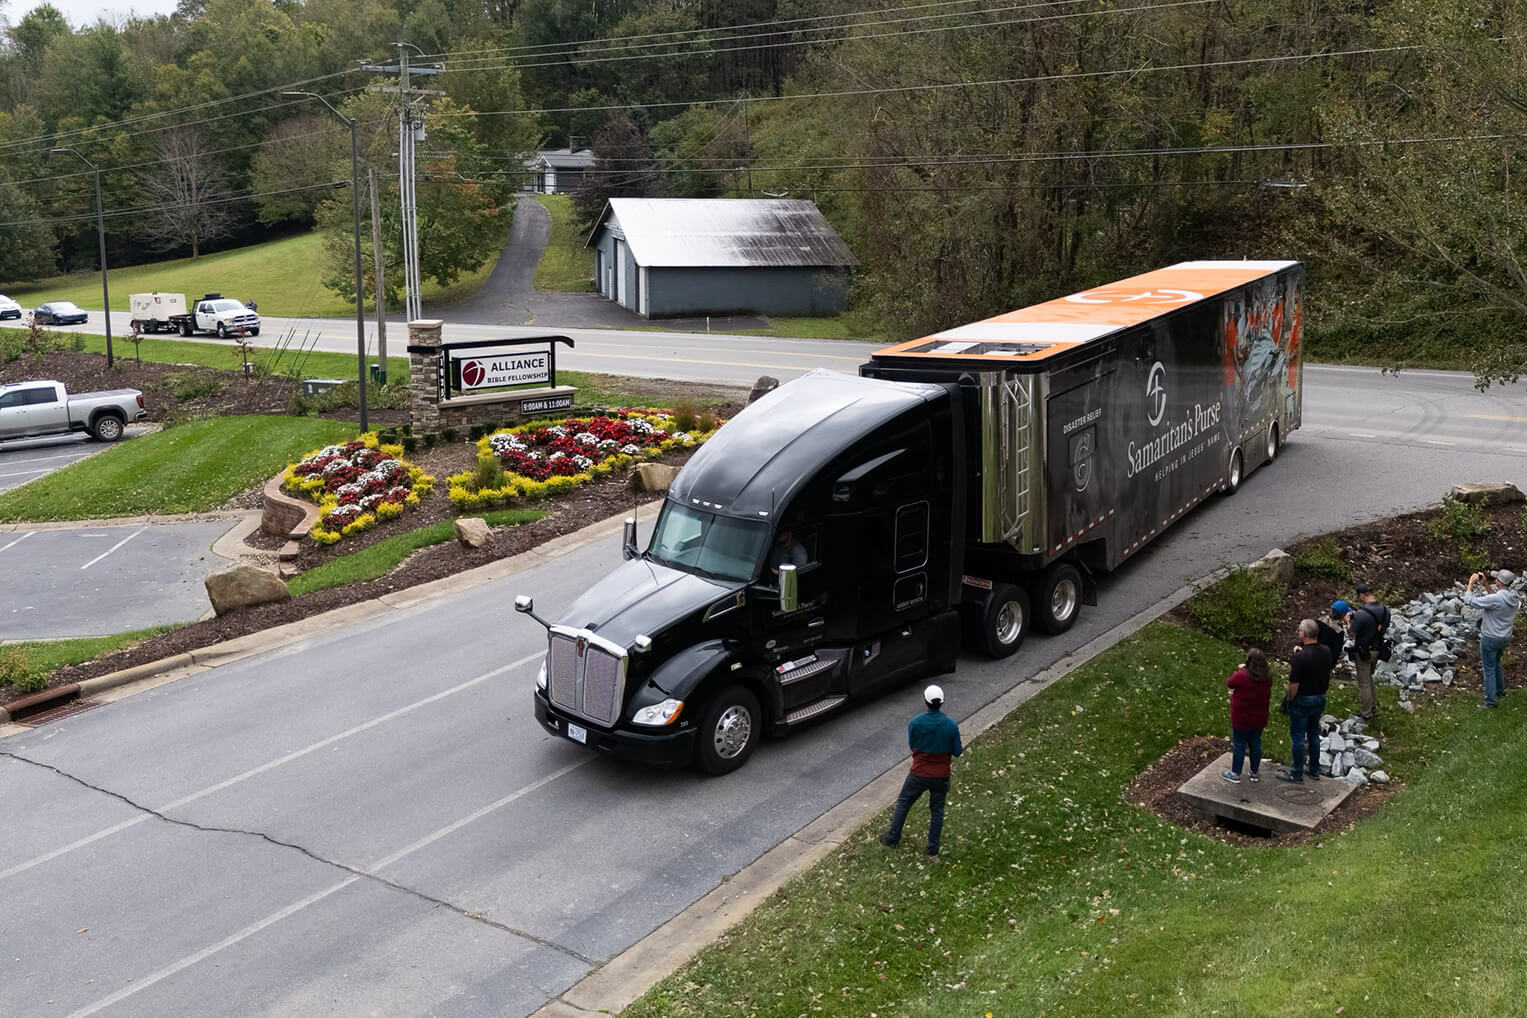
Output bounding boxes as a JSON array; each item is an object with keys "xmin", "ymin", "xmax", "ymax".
[
  {"xmin": 1275, "ymin": 768, "xmax": 1303, "ymax": 783},
  {"xmin": 926, "ymin": 847, "xmax": 939, "ymax": 857},
  {"xmin": 879, "ymin": 834, "xmax": 899, "ymax": 848},
  {"xmin": 1479, "ymin": 702, "xmax": 1497, "ymax": 710},
  {"xmin": 1307, "ymin": 771, "xmax": 1321, "ymax": 781},
  {"xmin": 1248, "ymin": 773, "xmax": 1260, "ymax": 782},
  {"xmin": 1220, "ymin": 770, "xmax": 1240, "ymax": 783}
]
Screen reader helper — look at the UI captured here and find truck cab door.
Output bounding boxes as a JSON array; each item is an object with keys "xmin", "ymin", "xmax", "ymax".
[
  {"xmin": 26, "ymin": 385, "xmax": 68, "ymax": 434},
  {"xmin": 755, "ymin": 524, "xmax": 840, "ymax": 711},
  {"xmin": 0, "ymin": 388, "xmax": 24, "ymax": 437}
]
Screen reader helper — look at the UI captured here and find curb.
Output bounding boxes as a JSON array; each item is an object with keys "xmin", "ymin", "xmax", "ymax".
[
  {"xmin": 529, "ymin": 565, "xmax": 1227, "ymax": 1018},
  {"xmin": 0, "ymin": 510, "xmax": 248, "ymax": 534},
  {"xmin": 208, "ymin": 511, "xmax": 264, "ymax": 563},
  {"xmin": 0, "ymin": 508, "xmax": 637, "ymax": 728}
]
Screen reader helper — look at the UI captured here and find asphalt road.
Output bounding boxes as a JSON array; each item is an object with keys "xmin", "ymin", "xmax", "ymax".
[
  {"xmin": 1, "ymin": 519, "xmax": 235, "ymax": 640},
  {"xmin": 2, "ymin": 390, "xmax": 1525, "ymax": 1015}
]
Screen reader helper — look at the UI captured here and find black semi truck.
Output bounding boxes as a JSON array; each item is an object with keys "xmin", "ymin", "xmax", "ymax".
[{"xmin": 517, "ymin": 260, "xmax": 1305, "ymax": 773}]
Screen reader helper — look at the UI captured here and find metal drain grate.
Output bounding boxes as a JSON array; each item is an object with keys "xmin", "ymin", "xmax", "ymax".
[{"xmin": 14, "ymin": 699, "xmax": 101, "ymax": 727}]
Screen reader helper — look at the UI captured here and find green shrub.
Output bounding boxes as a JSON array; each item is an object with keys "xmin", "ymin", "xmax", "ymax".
[
  {"xmin": 0, "ymin": 329, "xmax": 23, "ymax": 361},
  {"xmin": 1292, "ymin": 536, "xmax": 1351, "ymax": 581},
  {"xmin": 1184, "ymin": 566, "xmax": 1284, "ymax": 643},
  {"xmin": 0, "ymin": 646, "xmax": 43, "ymax": 692},
  {"xmin": 422, "ymin": 432, "xmax": 438, "ymax": 449},
  {"xmin": 285, "ymin": 380, "xmax": 410, "ymax": 416},
  {"xmin": 442, "ymin": 427, "xmax": 460, "ymax": 443},
  {"xmin": 697, "ymin": 411, "xmax": 717, "ymax": 433},
  {"xmin": 471, "ymin": 452, "xmax": 505, "ymax": 492},
  {"xmin": 468, "ymin": 424, "xmax": 487, "ymax": 441},
  {"xmin": 401, "ymin": 435, "xmax": 419, "ymax": 454},
  {"xmin": 672, "ymin": 401, "xmax": 698, "ymax": 433},
  {"xmin": 164, "ymin": 370, "xmax": 227, "ymax": 401},
  {"xmin": 1429, "ymin": 497, "xmax": 1492, "ymax": 571}
]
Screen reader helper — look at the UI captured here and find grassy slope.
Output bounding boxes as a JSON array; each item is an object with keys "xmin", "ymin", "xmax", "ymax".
[
  {"xmin": 0, "ymin": 416, "xmax": 355, "ymax": 521},
  {"xmin": 2, "ymin": 627, "xmax": 178, "ymax": 689},
  {"xmin": 5, "ymin": 232, "xmax": 503, "ymax": 319},
  {"xmin": 530, "ymin": 194, "xmax": 596, "ymax": 292},
  {"xmin": 626, "ymin": 621, "xmax": 1527, "ymax": 1018},
  {"xmin": 287, "ymin": 508, "xmax": 543, "ymax": 596}
]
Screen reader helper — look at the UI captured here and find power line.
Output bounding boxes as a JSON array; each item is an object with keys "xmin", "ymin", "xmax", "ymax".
[{"xmin": 0, "ymin": 179, "xmax": 348, "ymax": 230}]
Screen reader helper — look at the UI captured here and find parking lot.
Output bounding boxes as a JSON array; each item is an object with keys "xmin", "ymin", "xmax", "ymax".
[
  {"xmin": 0, "ymin": 433, "xmax": 104, "ymax": 495},
  {"xmin": 1, "ymin": 518, "xmax": 238, "ymax": 640}
]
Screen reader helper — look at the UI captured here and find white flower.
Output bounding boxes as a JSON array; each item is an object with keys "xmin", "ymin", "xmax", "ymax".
[
  {"xmin": 628, "ymin": 419, "xmax": 655, "ymax": 436},
  {"xmin": 548, "ymin": 451, "xmax": 566, "ymax": 461},
  {"xmin": 620, "ymin": 443, "xmax": 641, "ymax": 455},
  {"xmin": 574, "ymin": 432, "xmax": 599, "ymax": 447},
  {"xmin": 545, "ymin": 425, "xmax": 567, "ymax": 438},
  {"xmin": 572, "ymin": 455, "xmax": 594, "ymax": 470},
  {"xmin": 598, "ymin": 438, "xmax": 619, "ymax": 451}
]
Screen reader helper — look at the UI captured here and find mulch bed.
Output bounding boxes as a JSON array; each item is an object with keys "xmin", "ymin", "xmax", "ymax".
[{"xmin": 1126, "ymin": 735, "xmax": 1399, "ymax": 848}]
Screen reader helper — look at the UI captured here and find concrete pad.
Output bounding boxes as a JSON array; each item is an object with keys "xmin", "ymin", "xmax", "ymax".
[{"xmin": 1177, "ymin": 752, "xmax": 1358, "ymax": 834}]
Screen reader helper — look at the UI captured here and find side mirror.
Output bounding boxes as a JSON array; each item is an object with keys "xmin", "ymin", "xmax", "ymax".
[
  {"xmin": 778, "ymin": 563, "xmax": 799, "ymax": 613},
  {"xmin": 514, "ymin": 596, "xmax": 533, "ymax": 613},
  {"xmin": 622, "ymin": 517, "xmax": 638, "ymax": 560}
]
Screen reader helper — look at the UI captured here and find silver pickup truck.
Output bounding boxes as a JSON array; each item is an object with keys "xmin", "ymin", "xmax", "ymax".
[{"xmin": 0, "ymin": 380, "xmax": 147, "ymax": 443}]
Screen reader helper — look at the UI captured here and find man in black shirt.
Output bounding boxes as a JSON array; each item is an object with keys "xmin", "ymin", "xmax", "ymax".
[
  {"xmin": 1277, "ymin": 619, "xmax": 1334, "ymax": 784},
  {"xmin": 1345, "ymin": 583, "xmax": 1390, "ymax": 720}
]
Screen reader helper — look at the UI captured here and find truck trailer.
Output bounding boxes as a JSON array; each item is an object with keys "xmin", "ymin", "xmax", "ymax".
[{"xmin": 517, "ymin": 260, "xmax": 1305, "ymax": 774}]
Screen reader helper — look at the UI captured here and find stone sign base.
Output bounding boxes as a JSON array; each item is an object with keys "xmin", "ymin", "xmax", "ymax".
[
  {"xmin": 437, "ymin": 385, "xmax": 578, "ymax": 431},
  {"xmin": 1177, "ymin": 752, "xmax": 1359, "ymax": 834}
]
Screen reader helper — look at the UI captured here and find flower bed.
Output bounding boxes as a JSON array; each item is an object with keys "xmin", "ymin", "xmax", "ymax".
[
  {"xmin": 283, "ymin": 434, "xmax": 435, "ymax": 544},
  {"xmin": 448, "ymin": 409, "xmax": 719, "ymax": 512}
]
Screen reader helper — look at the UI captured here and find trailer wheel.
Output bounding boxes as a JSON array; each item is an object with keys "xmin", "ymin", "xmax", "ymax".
[
  {"xmin": 1265, "ymin": 422, "xmax": 1280, "ymax": 463},
  {"xmin": 1035, "ymin": 563, "xmax": 1083, "ymax": 635},
  {"xmin": 970, "ymin": 583, "xmax": 1029, "ymax": 658},
  {"xmin": 1221, "ymin": 448, "xmax": 1244, "ymax": 496},
  {"xmin": 179, "ymin": 321, "xmax": 192, "ymax": 337},
  {"xmin": 694, "ymin": 685, "xmax": 760, "ymax": 775}
]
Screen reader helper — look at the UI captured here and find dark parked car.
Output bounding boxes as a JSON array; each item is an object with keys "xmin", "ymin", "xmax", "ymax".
[{"xmin": 33, "ymin": 301, "xmax": 89, "ymax": 326}]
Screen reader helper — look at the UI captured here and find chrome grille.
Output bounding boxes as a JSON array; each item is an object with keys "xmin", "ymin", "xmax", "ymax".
[
  {"xmin": 548, "ymin": 633, "xmax": 579, "ymax": 711},
  {"xmin": 582, "ymin": 649, "xmax": 620, "ymax": 725},
  {"xmin": 544, "ymin": 627, "xmax": 628, "ymax": 727}
]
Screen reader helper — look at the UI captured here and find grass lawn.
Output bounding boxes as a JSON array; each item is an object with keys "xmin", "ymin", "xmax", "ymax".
[
  {"xmin": 79, "ymin": 332, "xmax": 413, "ymax": 387},
  {"xmin": 530, "ymin": 194, "xmax": 596, "ymax": 292},
  {"xmin": 0, "ymin": 416, "xmax": 355, "ymax": 522},
  {"xmin": 2, "ymin": 626, "xmax": 178, "ymax": 693},
  {"xmin": 757, "ymin": 311, "xmax": 883, "ymax": 341},
  {"xmin": 627, "ymin": 620, "xmax": 1527, "ymax": 1018},
  {"xmin": 5, "ymin": 231, "xmax": 504, "ymax": 319},
  {"xmin": 287, "ymin": 508, "xmax": 544, "ymax": 597}
]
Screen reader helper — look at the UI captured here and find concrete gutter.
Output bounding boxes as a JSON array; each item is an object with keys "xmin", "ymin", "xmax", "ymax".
[
  {"xmin": 529, "ymin": 566, "xmax": 1226, "ymax": 1018},
  {"xmin": 0, "ymin": 509, "xmax": 631, "ymax": 729}
]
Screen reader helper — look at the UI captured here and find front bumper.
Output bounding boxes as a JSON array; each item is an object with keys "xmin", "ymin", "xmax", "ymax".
[{"xmin": 534, "ymin": 691, "xmax": 697, "ymax": 766}]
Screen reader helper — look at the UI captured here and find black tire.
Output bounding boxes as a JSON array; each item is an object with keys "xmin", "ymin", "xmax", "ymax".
[
  {"xmin": 91, "ymin": 413, "xmax": 124, "ymax": 442},
  {"xmin": 694, "ymin": 685, "xmax": 761, "ymax": 775},
  {"xmin": 216, "ymin": 322, "xmax": 227, "ymax": 338},
  {"xmin": 1265, "ymin": 421, "xmax": 1280, "ymax": 463},
  {"xmin": 970, "ymin": 582, "xmax": 1029, "ymax": 658},
  {"xmin": 1035, "ymin": 562, "xmax": 1084, "ymax": 635},
  {"xmin": 249, "ymin": 327, "xmax": 260, "ymax": 337},
  {"xmin": 179, "ymin": 321, "xmax": 192, "ymax": 337},
  {"xmin": 1221, "ymin": 447, "xmax": 1244, "ymax": 496}
]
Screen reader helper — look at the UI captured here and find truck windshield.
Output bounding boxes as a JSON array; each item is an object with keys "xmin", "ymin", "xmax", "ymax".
[
  {"xmin": 209, "ymin": 300, "xmax": 244, "ymax": 312},
  {"xmin": 646, "ymin": 503, "xmax": 768, "ymax": 582}
]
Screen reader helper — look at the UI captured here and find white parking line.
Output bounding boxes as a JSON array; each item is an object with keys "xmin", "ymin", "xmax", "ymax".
[
  {"xmin": 1, "ymin": 451, "xmax": 85, "ymax": 466},
  {"xmin": 79, "ymin": 528, "xmax": 144, "ymax": 570},
  {"xmin": 1349, "ymin": 432, "xmax": 1378, "ymax": 438},
  {"xmin": 1424, "ymin": 439, "xmax": 1457, "ymax": 447},
  {"xmin": 0, "ymin": 531, "xmax": 35, "ymax": 554},
  {"xmin": 0, "ymin": 467, "xmax": 50, "ymax": 479}
]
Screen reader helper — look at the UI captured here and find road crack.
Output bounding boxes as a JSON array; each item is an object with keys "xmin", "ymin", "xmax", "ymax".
[{"xmin": 2, "ymin": 750, "xmax": 599, "ymax": 967}]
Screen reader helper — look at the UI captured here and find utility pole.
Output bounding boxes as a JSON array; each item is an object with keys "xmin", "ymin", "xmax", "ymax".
[
  {"xmin": 368, "ymin": 167, "xmax": 387, "ymax": 385},
  {"xmin": 49, "ymin": 148, "xmax": 113, "ymax": 366},
  {"xmin": 362, "ymin": 44, "xmax": 442, "ymax": 325}
]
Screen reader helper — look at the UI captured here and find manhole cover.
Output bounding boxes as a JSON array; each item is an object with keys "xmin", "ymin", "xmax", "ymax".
[{"xmin": 1275, "ymin": 785, "xmax": 1322, "ymax": 805}]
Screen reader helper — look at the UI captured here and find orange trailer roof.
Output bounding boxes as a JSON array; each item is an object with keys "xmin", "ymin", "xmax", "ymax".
[{"xmin": 873, "ymin": 260, "xmax": 1299, "ymax": 363}]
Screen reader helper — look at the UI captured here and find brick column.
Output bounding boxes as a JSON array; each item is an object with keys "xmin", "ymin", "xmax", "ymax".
[{"xmin": 407, "ymin": 318, "xmax": 444, "ymax": 435}]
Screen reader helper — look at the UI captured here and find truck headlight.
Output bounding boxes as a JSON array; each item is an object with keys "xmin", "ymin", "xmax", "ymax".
[
  {"xmin": 632, "ymin": 698, "xmax": 684, "ymax": 727},
  {"xmin": 536, "ymin": 657, "xmax": 547, "ymax": 690}
]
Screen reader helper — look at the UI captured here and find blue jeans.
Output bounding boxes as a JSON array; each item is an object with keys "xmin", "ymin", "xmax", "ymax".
[
  {"xmin": 1481, "ymin": 634, "xmax": 1509, "ymax": 705},
  {"xmin": 1288, "ymin": 694, "xmax": 1325, "ymax": 778},
  {"xmin": 1231, "ymin": 728, "xmax": 1263, "ymax": 775},
  {"xmin": 885, "ymin": 774, "xmax": 950, "ymax": 852}
]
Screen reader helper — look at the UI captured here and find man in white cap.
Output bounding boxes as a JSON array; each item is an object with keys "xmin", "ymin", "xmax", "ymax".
[
  {"xmin": 1464, "ymin": 569, "xmax": 1522, "ymax": 708},
  {"xmin": 880, "ymin": 684, "xmax": 963, "ymax": 856}
]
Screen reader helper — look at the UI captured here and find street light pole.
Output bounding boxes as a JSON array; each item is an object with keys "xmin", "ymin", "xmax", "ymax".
[
  {"xmin": 283, "ymin": 91, "xmax": 369, "ymax": 433},
  {"xmin": 49, "ymin": 147, "xmax": 113, "ymax": 367}
]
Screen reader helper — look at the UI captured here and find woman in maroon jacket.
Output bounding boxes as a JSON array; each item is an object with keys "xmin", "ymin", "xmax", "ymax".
[{"xmin": 1223, "ymin": 648, "xmax": 1272, "ymax": 782}]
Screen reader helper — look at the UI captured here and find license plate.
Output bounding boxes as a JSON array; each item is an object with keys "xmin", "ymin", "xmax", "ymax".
[{"xmin": 566, "ymin": 722, "xmax": 587, "ymax": 745}]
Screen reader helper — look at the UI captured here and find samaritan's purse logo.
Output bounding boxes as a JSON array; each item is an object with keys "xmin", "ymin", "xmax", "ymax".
[
  {"xmin": 1145, "ymin": 361, "xmax": 1167, "ymax": 426},
  {"xmin": 462, "ymin": 360, "xmax": 486, "ymax": 387}
]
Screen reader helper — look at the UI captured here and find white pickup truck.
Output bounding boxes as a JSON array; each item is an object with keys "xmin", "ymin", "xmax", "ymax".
[
  {"xmin": 159, "ymin": 293, "xmax": 261, "ymax": 338},
  {"xmin": 0, "ymin": 380, "xmax": 146, "ymax": 443}
]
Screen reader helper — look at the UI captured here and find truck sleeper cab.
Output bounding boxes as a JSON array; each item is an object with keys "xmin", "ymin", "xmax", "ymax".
[{"xmin": 520, "ymin": 260, "xmax": 1304, "ymax": 774}]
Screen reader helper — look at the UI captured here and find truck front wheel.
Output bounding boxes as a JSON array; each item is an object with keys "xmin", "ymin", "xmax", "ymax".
[
  {"xmin": 216, "ymin": 322, "xmax": 227, "ymax": 338},
  {"xmin": 970, "ymin": 583, "xmax": 1029, "ymax": 658},
  {"xmin": 179, "ymin": 321, "xmax": 192, "ymax": 337},
  {"xmin": 91, "ymin": 414, "xmax": 124, "ymax": 442},
  {"xmin": 1035, "ymin": 563, "xmax": 1083, "ymax": 635},
  {"xmin": 694, "ymin": 685, "xmax": 761, "ymax": 775}
]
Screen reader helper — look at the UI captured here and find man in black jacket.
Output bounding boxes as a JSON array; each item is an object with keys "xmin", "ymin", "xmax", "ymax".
[
  {"xmin": 1346, "ymin": 583, "xmax": 1390, "ymax": 721},
  {"xmin": 1317, "ymin": 601, "xmax": 1349, "ymax": 668}
]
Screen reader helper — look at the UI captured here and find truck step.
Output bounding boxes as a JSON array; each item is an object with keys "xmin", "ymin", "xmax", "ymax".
[
  {"xmin": 777, "ymin": 656, "xmax": 834, "ymax": 686},
  {"xmin": 784, "ymin": 695, "xmax": 847, "ymax": 725}
]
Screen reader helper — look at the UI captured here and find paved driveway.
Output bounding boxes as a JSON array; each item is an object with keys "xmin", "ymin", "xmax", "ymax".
[
  {"xmin": 1, "ymin": 519, "xmax": 236, "ymax": 640},
  {"xmin": 0, "ymin": 435, "xmax": 104, "ymax": 495}
]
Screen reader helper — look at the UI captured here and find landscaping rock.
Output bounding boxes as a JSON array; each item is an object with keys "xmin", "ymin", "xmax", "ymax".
[
  {"xmin": 204, "ymin": 564, "xmax": 290, "ymax": 616},
  {"xmin": 1247, "ymin": 548, "xmax": 1295, "ymax": 586},
  {"xmin": 1445, "ymin": 481, "xmax": 1525, "ymax": 506},
  {"xmin": 454, "ymin": 518, "xmax": 492, "ymax": 548},
  {"xmin": 1371, "ymin": 770, "xmax": 1391, "ymax": 784},
  {"xmin": 1346, "ymin": 767, "xmax": 1369, "ymax": 787},
  {"xmin": 747, "ymin": 375, "xmax": 781, "ymax": 404},
  {"xmin": 1354, "ymin": 748, "xmax": 1383, "ymax": 769},
  {"xmin": 631, "ymin": 462, "xmax": 682, "ymax": 492}
]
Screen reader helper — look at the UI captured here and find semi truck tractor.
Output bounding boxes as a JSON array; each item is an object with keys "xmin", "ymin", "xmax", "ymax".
[{"xmin": 517, "ymin": 260, "xmax": 1305, "ymax": 774}]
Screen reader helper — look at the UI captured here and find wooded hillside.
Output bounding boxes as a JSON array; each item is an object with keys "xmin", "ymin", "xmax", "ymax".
[{"xmin": 1, "ymin": 0, "xmax": 1522, "ymax": 381}]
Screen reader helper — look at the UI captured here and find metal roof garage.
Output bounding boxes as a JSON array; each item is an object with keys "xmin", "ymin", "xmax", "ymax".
[{"xmin": 585, "ymin": 198, "xmax": 858, "ymax": 318}]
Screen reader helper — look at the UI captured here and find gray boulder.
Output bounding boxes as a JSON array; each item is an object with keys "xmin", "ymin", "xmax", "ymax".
[
  {"xmin": 747, "ymin": 375, "xmax": 781, "ymax": 404},
  {"xmin": 1354, "ymin": 747, "xmax": 1384, "ymax": 769},
  {"xmin": 630, "ymin": 462, "xmax": 682, "ymax": 492},
  {"xmin": 1445, "ymin": 481, "xmax": 1525, "ymax": 506},
  {"xmin": 1371, "ymin": 770, "xmax": 1391, "ymax": 784},
  {"xmin": 205, "ymin": 563, "xmax": 290, "ymax": 616},
  {"xmin": 1247, "ymin": 548, "xmax": 1295, "ymax": 586},
  {"xmin": 454, "ymin": 517, "xmax": 492, "ymax": 548}
]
